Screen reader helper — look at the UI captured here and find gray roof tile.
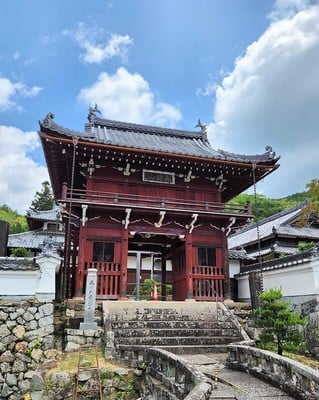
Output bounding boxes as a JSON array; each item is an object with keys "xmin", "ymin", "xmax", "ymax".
[
  {"xmin": 8, "ymin": 230, "xmax": 64, "ymax": 250},
  {"xmin": 40, "ymin": 113, "xmax": 279, "ymax": 164},
  {"xmin": 228, "ymin": 203, "xmax": 311, "ymax": 249},
  {"xmin": 0, "ymin": 257, "xmax": 39, "ymax": 271}
]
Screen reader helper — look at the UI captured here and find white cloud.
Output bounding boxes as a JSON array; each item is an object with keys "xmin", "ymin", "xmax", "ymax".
[
  {"xmin": 0, "ymin": 77, "xmax": 42, "ymax": 111},
  {"xmin": 63, "ymin": 22, "xmax": 133, "ymax": 64},
  {"xmin": 78, "ymin": 67, "xmax": 182, "ymax": 127},
  {"xmin": 269, "ymin": 0, "xmax": 312, "ymax": 21},
  {"xmin": 209, "ymin": 4, "xmax": 319, "ymax": 197},
  {"xmin": 0, "ymin": 126, "xmax": 49, "ymax": 213}
]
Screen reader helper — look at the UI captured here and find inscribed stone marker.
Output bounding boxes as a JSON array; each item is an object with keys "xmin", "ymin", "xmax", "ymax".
[{"xmin": 80, "ymin": 268, "xmax": 97, "ymax": 330}]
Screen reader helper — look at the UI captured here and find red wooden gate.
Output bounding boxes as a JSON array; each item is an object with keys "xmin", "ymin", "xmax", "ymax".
[
  {"xmin": 192, "ymin": 266, "xmax": 224, "ymax": 300},
  {"xmin": 84, "ymin": 262, "xmax": 121, "ymax": 299}
]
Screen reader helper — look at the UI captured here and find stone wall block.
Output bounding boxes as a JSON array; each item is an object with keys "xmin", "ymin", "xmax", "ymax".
[
  {"xmin": 13, "ymin": 325, "xmax": 25, "ymax": 340},
  {"xmin": 64, "ymin": 342, "xmax": 80, "ymax": 352},
  {"xmin": 0, "ymin": 350, "xmax": 15, "ymax": 363},
  {"xmin": 38, "ymin": 315, "xmax": 53, "ymax": 328},
  {"xmin": 0, "ymin": 362, "xmax": 12, "ymax": 374},
  {"xmin": 0, "ymin": 310, "xmax": 8, "ymax": 320},
  {"xmin": 9, "ymin": 312, "xmax": 18, "ymax": 320},
  {"xmin": 26, "ymin": 320, "xmax": 38, "ymax": 330},
  {"xmin": 31, "ymin": 349, "xmax": 43, "ymax": 363},
  {"xmin": 1, "ymin": 382, "xmax": 14, "ymax": 397},
  {"xmin": 12, "ymin": 359, "xmax": 27, "ymax": 373},
  {"xmin": 6, "ymin": 373, "xmax": 17, "ymax": 386},
  {"xmin": 38, "ymin": 303, "xmax": 53, "ymax": 318},
  {"xmin": 18, "ymin": 379, "xmax": 30, "ymax": 394},
  {"xmin": 7, "ymin": 320, "xmax": 17, "ymax": 330},
  {"xmin": 24, "ymin": 324, "xmax": 54, "ymax": 341},
  {"xmin": 49, "ymin": 371, "xmax": 72, "ymax": 388},
  {"xmin": 0, "ymin": 324, "xmax": 11, "ymax": 338},
  {"xmin": 23, "ymin": 311, "xmax": 35, "ymax": 322},
  {"xmin": 29, "ymin": 372, "xmax": 46, "ymax": 392},
  {"xmin": 15, "ymin": 353, "xmax": 32, "ymax": 363},
  {"xmin": 16, "ymin": 316, "xmax": 25, "ymax": 325},
  {"xmin": 2, "ymin": 333, "xmax": 15, "ymax": 345}
]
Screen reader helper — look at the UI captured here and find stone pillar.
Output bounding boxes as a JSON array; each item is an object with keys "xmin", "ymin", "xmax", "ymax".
[{"xmin": 80, "ymin": 268, "xmax": 97, "ymax": 330}]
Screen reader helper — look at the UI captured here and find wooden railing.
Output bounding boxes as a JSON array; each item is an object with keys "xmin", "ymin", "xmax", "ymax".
[
  {"xmin": 192, "ymin": 266, "xmax": 224, "ymax": 300},
  {"xmin": 61, "ymin": 185, "xmax": 251, "ymax": 216},
  {"xmin": 84, "ymin": 262, "xmax": 120, "ymax": 299}
]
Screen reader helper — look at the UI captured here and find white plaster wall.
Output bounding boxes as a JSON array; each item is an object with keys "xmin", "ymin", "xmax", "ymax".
[
  {"xmin": 237, "ymin": 261, "xmax": 319, "ymax": 302},
  {"xmin": 0, "ymin": 253, "xmax": 61, "ymax": 300},
  {"xmin": 237, "ymin": 275, "xmax": 251, "ymax": 301},
  {"xmin": 0, "ymin": 270, "xmax": 39, "ymax": 297},
  {"xmin": 128, "ymin": 255, "xmax": 172, "ymax": 272},
  {"xmin": 36, "ymin": 253, "xmax": 62, "ymax": 299},
  {"xmin": 229, "ymin": 259, "xmax": 241, "ymax": 278},
  {"xmin": 262, "ymin": 264, "xmax": 316, "ymax": 296}
]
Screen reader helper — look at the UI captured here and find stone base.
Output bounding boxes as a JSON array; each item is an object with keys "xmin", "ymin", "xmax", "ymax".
[{"xmin": 79, "ymin": 322, "xmax": 97, "ymax": 330}]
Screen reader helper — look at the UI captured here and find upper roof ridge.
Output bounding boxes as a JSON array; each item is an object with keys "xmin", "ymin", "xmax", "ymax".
[{"xmin": 92, "ymin": 116, "xmax": 203, "ymax": 139}]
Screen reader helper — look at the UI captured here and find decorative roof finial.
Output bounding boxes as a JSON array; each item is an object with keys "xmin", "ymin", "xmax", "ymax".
[
  {"xmin": 195, "ymin": 119, "xmax": 208, "ymax": 143},
  {"xmin": 87, "ymin": 103, "xmax": 101, "ymax": 123}
]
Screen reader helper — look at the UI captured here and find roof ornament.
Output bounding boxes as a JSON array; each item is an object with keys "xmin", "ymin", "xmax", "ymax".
[
  {"xmin": 195, "ymin": 119, "xmax": 208, "ymax": 143},
  {"xmin": 265, "ymin": 145, "xmax": 276, "ymax": 159},
  {"xmin": 87, "ymin": 103, "xmax": 101, "ymax": 123},
  {"xmin": 41, "ymin": 112, "xmax": 55, "ymax": 127}
]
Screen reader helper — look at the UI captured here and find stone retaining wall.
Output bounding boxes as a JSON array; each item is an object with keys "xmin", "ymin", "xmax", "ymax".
[
  {"xmin": 227, "ymin": 344, "xmax": 319, "ymax": 400},
  {"xmin": 0, "ymin": 299, "xmax": 56, "ymax": 399},
  {"xmin": 145, "ymin": 348, "xmax": 212, "ymax": 400}
]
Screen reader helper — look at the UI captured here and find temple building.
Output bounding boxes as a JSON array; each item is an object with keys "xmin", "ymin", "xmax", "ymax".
[{"xmin": 39, "ymin": 109, "xmax": 279, "ymax": 301}]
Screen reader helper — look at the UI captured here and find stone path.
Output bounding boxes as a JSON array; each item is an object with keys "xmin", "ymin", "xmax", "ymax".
[{"xmin": 180, "ymin": 353, "xmax": 295, "ymax": 400}]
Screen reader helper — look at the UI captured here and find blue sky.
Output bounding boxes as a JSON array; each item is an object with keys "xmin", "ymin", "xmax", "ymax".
[{"xmin": 0, "ymin": 0, "xmax": 318, "ymax": 213}]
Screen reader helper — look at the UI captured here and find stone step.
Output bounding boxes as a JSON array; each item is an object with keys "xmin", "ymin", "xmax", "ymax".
[
  {"xmin": 113, "ymin": 328, "xmax": 240, "ymax": 338},
  {"xmin": 117, "ymin": 343, "xmax": 230, "ymax": 355},
  {"xmin": 110, "ymin": 319, "xmax": 233, "ymax": 330},
  {"xmin": 114, "ymin": 336, "xmax": 238, "ymax": 346}
]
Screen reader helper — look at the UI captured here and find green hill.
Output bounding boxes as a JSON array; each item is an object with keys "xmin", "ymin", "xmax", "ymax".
[{"xmin": 0, "ymin": 204, "xmax": 28, "ymax": 234}]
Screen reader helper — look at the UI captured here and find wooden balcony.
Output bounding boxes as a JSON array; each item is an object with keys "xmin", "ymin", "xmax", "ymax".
[{"xmin": 61, "ymin": 185, "xmax": 251, "ymax": 218}]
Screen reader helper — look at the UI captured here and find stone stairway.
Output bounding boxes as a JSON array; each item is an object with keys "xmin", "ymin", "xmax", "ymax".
[{"xmin": 103, "ymin": 301, "xmax": 245, "ymax": 358}]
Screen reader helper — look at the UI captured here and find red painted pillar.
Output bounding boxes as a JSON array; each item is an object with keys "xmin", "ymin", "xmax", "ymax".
[
  {"xmin": 222, "ymin": 233, "xmax": 231, "ymax": 300},
  {"xmin": 119, "ymin": 228, "xmax": 128, "ymax": 300},
  {"xmin": 161, "ymin": 256, "xmax": 167, "ymax": 300},
  {"xmin": 185, "ymin": 232, "xmax": 194, "ymax": 300}
]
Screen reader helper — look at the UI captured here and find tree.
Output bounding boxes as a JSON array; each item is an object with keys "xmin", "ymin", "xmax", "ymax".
[
  {"xmin": 28, "ymin": 181, "xmax": 54, "ymax": 212},
  {"xmin": 254, "ymin": 288, "xmax": 305, "ymax": 355},
  {"xmin": 295, "ymin": 179, "xmax": 319, "ymax": 227}
]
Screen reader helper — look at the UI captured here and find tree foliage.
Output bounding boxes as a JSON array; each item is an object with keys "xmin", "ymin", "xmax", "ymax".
[
  {"xmin": 254, "ymin": 288, "xmax": 305, "ymax": 355},
  {"xmin": 229, "ymin": 193, "xmax": 302, "ymax": 221},
  {"xmin": 0, "ymin": 204, "xmax": 28, "ymax": 234},
  {"xmin": 28, "ymin": 181, "xmax": 54, "ymax": 212},
  {"xmin": 295, "ymin": 179, "xmax": 319, "ymax": 227}
]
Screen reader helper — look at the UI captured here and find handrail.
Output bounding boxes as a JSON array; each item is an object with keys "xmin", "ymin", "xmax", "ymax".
[{"xmin": 60, "ymin": 186, "xmax": 251, "ymax": 216}]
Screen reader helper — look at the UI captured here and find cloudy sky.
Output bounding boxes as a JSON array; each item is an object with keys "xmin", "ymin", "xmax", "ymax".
[{"xmin": 0, "ymin": 0, "xmax": 318, "ymax": 213}]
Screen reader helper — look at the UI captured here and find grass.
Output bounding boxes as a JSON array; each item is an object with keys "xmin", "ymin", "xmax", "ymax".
[{"xmin": 48, "ymin": 349, "xmax": 124, "ymax": 374}]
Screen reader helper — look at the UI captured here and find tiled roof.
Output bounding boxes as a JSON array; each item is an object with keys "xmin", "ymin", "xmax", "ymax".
[
  {"xmin": 8, "ymin": 230, "xmax": 64, "ymax": 250},
  {"xmin": 26, "ymin": 207, "xmax": 61, "ymax": 222},
  {"xmin": 228, "ymin": 202, "xmax": 309, "ymax": 249},
  {"xmin": 39, "ymin": 113, "xmax": 279, "ymax": 164},
  {"xmin": 0, "ymin": 257, "xmax": 39, "ymax": 271},
  {"xmin": 238, "ymin": 246, "xmax": 319, "ymax": 275},
  {"xmin": 274, "ymin": 225, "xmax": 319, "ymax": 240},
  {"xmin": 228, "ymin": 248, "xmax": 255, "ymax": 260}
]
